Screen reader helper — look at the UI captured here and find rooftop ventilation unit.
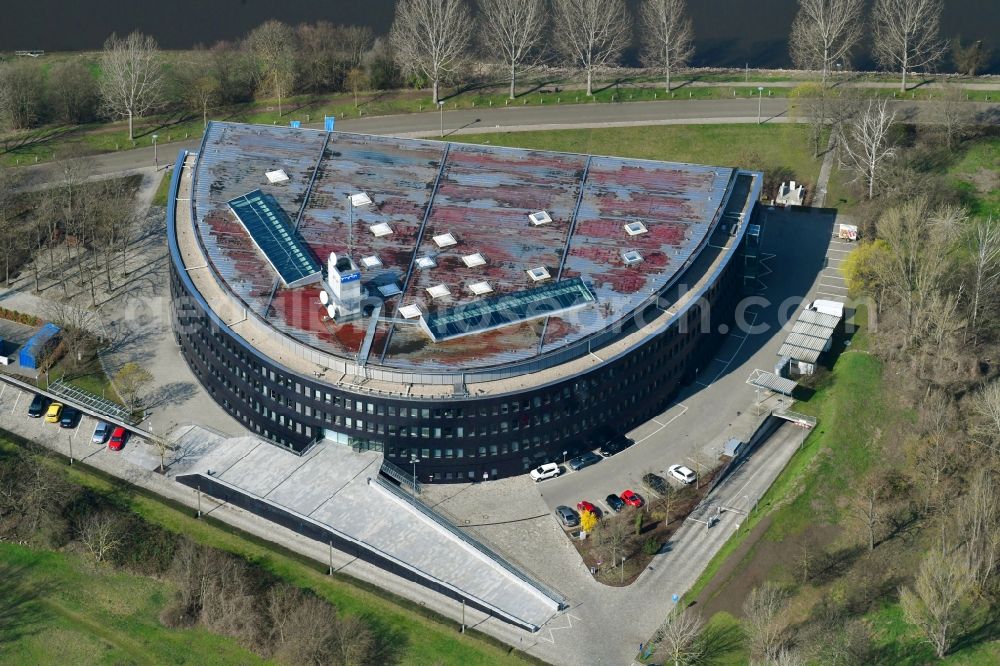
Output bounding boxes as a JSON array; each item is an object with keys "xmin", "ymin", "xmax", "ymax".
[
  {"xmin": 469, "ymin": 281, "xmax": 493, "ymax": 295},
  {"xmin": 622, "ymin": 250, "xmax": 643, "ymax": 265},
  {"xmin": 624, "ymin": 221, "xmax": 648, "ymax": 236},
  {"xmin": 433, "ymin": 232, "xmax": 457, "ymax": 248},
  {"xmin": 378, "ymin": 283, "xmax": 401, "ymax": 297},
  {"xmin": 350, "ymin": 192, "xmax": 373, "ymax": 207},
  {"xmin": 427, "ymin": 284, "xmax": 451, "ymax": 299},
  {"xmin": 265, "ymin": 169, "xmax": 289, "ymax": 184},
  {"xmin": 462, "ymin": 252, "xmax": 486, "ymax": 268},
  {"xmin": 400, "ymin": 304, "xmax": 423, "ymax": 319},
  {"xmin": 527, "ymin": 266, "xmax": 551, "ymax": 282},
  {"xmin": 528, "ymin": 211, "xmax": 552, "ymax": 226},
  {"xmin": 416, "ymin": 256, "xmax": 437, "ymax": 269},
  {"xmin": 361, "ymin": 255, "xmax": 382, "ymax": 269},
  {"xmin": 370, "ymin": 223, "xmax": 393, "ymax": 237}
]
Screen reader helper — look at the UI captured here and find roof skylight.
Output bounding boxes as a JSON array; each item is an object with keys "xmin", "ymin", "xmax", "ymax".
[
  {"xmin": 370, "ymin": 223, "xmax": 393, "ymax": 237},
  {"xmin": 622, "ymin": 250, "xmax": 643, "ymax": 265},
  {"xmin": 527, "ymin": 266, "xmax": 551, "ymax": 282},
  {"xmin": 265, "ymin": 169, "xmax": 288, "ymax": 184},
  {"xmin": 400, "ymin": 304, "xmax": 423, "ymax": 319},
  {"xmin": 624, "ymin": 221, "xmax": 648, "ymax": 236},
  {"xmin": 528, "ymin": 211, "xmax": 552, "ymax": 226},
  {"xmin": 377, "ymin": 283, "xmax": 401, "ymax": 297},
  {"xmin": 427, "ymin": 284, "xmax": 451, "ymax": 299},
  {"xmin": 433, "ymin": 232, "xmax": 457, "ymax": 248},
  {"xmin": 462, "ymin": 252, "xmax": 486, "ymax": 268},
  {"xmin": 350, "ymin": 192, "xmax": 373, "ymax": 207},
  {"xmin": 469, "ymin": 281, "xmax": 493, "ymax": 295},
  {"xmin": 416, "ymin": 256, "xmax": 436, "ymax": 269},
  {"xmin": 361, "ymin": 255, "xmax": 382, "ymax": 269}
]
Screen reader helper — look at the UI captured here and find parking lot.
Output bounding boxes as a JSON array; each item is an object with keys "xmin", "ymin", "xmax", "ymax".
[{"xmin": 0, "ymin": 379, "xmax": 161, "ymax": 471}]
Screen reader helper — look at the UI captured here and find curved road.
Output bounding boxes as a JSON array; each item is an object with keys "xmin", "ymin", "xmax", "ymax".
[{"xmin": 18, "ymin": 96, "xmax": 996, "ymax": 187}]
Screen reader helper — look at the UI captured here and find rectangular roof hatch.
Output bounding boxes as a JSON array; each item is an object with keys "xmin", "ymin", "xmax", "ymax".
[
  {"xmin": 370, "ymin": 223, "xmax": 393, "ymax": 237},
  {"xmin": 378, "ymin": 283, "xmax": 401, "ymax": 297},
  {"xmin": 416, "ymin": 256, "xmax": 437, "ymax": 269},
  {"xmin": 265, "ymin": 169, "xmax": 288, "ymax": 184},
  {"xmin": 361, "ymin": 255, "xmax": 382, "ymax": 269}
]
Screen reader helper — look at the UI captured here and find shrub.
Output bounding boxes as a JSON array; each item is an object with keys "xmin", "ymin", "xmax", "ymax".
[{"xmin": 643, "ymin": 537, "xmax": 660, "ymax": 556}]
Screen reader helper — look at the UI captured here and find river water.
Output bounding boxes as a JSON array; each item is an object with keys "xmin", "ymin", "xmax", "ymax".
[{"xmin": 3, "ymin": 0, "xmax": 997, "ymax": 74}]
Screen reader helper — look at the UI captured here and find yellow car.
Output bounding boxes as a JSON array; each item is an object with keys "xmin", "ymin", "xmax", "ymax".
[{"xmin": 45, "ymin": 402, "xmax": 63, "ymax": 423}]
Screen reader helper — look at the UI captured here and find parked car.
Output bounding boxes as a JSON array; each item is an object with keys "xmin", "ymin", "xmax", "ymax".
[
  {"xmin": 529, "ymin": 462, "xmax": 561, "ymax": 482},
  {"xmin": 108, "ymin": 426, "xmax": 128, "ymax": 451},
  {"xmin": 576, "ymin": 500, "xmax": 598, "ymax": 515},
  {"xmin": 555, "ymin": 505, "xmax": 580, "ymax": 528},
  {"xmin": 45, "ymin": 402, "xmax": 64, "ymax": 423},
  {"xmin": 27, "ymin": 394, "xmax": 47, "ymax": 418},
  {"xmin": 92, "ymin": 421, "xmax": 112, "ymax": 444},
  {"xmin": 668, "ymin": 464, "xmax": 697, "ymax": 485},
  {"xmin": 598, "ymin": 434, "xmax": 634, "ymax": 458},
  {"xmin": 59, "ymin": 407, "xmax": 79, "ymax": 429},
  {"xmin": 621, "ymin": 489, "xmax": 643, "ymax": 507},
  {"xmin": 605, "ymin": 494, "xmax": 625, "ymax": 513},
  {"xmin": 642, "ymin": 472, "xmax": 670, "ymax": 496},
  {"xmin": 568, "ymin": 452, "xmax": 602, "ymax": 471}
]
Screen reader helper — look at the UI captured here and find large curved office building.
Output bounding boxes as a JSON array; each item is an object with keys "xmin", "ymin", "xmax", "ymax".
[{"xmin": 168, "ymin": 122, "xmax": 763, "ymax": 483}]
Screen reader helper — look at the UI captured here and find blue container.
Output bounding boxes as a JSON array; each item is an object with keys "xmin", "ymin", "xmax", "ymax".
[
  {"xmin": 324, "ymin": 116, "xmax": 336, "ymax": 132},
  {"xmin": 289, "ymin": 120, "xmax": 301, "ymax": 129},
  {"xmin": 19, "ymin": 323, "xmax": 61, "ymax": 370}
]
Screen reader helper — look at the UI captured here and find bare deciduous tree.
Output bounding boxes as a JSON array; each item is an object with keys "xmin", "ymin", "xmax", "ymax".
[
  {"xmin": 0, "ymin": 60, "xmax": 45, "ymax": 130},
  {"xmin": 391, "ymin": 0, "xmax": 473, "ymax": 105},
  {"xmin": 837, "ymin": 97, "xmax": 896, "ymax": 199},
  {"xmin": 639, "ymin": 0, "xmax": 694, "ymax": 92},
  {"xmin": 479, "ymin": 0, "xmax": 547, "ymax": 100},
  {"xmin": 788, "ymin": 0, "xmax": 863, "ymax": 87},
  {"xmin": 971, "ymin": 382, "xmax": 1000, "ymax": 449},
  {"xmin": 99, "ymin": 32, "xmax": 164, "ymax": 141},
  {"xmin": 852, "ymin": 470, "xmax": 891, "ymax": 551},
  {"xmin": 48, "ymin": 60, "xmax": 99, "ymax": 124},
  {"xmin": 44, "ymin": 300, "xmax": 97, "ymax": 370},
  {"xmin": 331, "ymin": 613, "xmax": 375, "ymax": 665},
  {"xmin": 0, "ymin": 168, "xmax": 25, "ymax": 286},
  {"xmin": 967, "ymin": 217, "xmax": 1000, "ymax": 346},
  {"xmin": 742, "ymin": 581, "xmax": 788, "ymax": 663},
  {"xmin": 246, "ymin": 20, "xmax": 297, "ymax": 117},
  {"xmin": 653, "ymin": 605, "xmax": 705, "ymax": 666},
  {"xmin": 553, "ymin": 0, "xmax": 631, "ymax": 97},
  {"xmin": 872, "ymin": 0, "xmax": 946, "ymax": 92},
  {"xmin": 77, "ymin": 511, "xmax": 125, "ymax": 563},
  {"xmin": 900, "ymin": 547, "xmax": 973, "ymax": 658},
  {"xmin": 932, "ymin": 83, "xmax": 970, "ymax": 151}
]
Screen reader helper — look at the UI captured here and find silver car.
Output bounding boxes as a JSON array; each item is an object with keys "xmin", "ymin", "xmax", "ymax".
[{"xmin": 92, "ymin": 421, "xmax": 111, "ymax": 444}]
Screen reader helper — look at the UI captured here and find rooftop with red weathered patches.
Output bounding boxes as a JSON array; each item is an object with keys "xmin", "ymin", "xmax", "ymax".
[{"xmin": 190, "ymin": 122, "xmax": 740, "ymax": 373}]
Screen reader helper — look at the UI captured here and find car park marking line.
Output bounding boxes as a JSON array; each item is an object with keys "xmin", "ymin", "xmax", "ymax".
[
  {"xmin": 819, "ymin": 282, "xmax": 848, "ymax": 290},
  {"xmin": 700, "ymin": 312, "xmax": 757, "ymax": 385},
  {"xmin": 816, "ymin": 290, "xmax": 845, "ymax": 298},
  {"xmin": 536, "ymin": 611, "xmax": 583, "ymax": 644},
  {"xmin": 635, "ymin": 403, "xmax": 688, "ymax": 444},
  {"xmin": 10, "ymin": 392, "xmax": 21, "ymax": 414}
]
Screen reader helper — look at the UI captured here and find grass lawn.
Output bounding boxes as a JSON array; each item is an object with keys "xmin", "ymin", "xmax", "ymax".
[
  {"xmin": 0, "ymin": 542, "xmax": 263, "ymax": 664},
  {"xmin": 459, "ymin": 123, "xmax": 823, "ymax": 186},
  {"xmin": 151, "ymin": 170, "xmax": 171, "ymax": 207},
  {"xmin": 948, "ymin": 136, "xmax": 1000, "ymax": 219},
  {"xmin": 2, "ymin": 434, "xmax": 537, "ymax": 666}
]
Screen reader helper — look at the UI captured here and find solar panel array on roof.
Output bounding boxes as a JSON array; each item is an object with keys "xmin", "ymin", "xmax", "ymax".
[
  {"xmin": 777, "ymin": 307, "xmax": 841, "ymax": 364},
  {"xmin": 422, "ymin": 277, "xmax": 595, "ymax": 342},
  {"xmin": 227, "ymin": 189, "xmax": 322, "ymax": 288}
]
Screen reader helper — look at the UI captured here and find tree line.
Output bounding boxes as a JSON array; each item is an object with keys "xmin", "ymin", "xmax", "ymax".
[
  {"xmin": 0, "ymin": 0, "xmax": 991, "ymax": 138},
  {"xmin": 0, "ymin": 437, "xmax": 380, "ymax": 664}
]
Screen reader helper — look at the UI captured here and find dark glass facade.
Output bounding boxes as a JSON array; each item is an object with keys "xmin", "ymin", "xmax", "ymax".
[{"xmin": 169, "ymin": 244, "xmax": 748, "ymax": 484}]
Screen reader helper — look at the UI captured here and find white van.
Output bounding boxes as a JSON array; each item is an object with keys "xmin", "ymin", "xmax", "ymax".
[{"xmin": 806, "ymin": 299, "xmax": 844, "ymax": 318}]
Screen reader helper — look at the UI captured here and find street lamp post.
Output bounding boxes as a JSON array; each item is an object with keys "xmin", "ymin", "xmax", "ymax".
[
  {"xmin": 152, "ymin": 134, "xmax": 158, "ymax": 169},
  {"xmin": 438, "ymin": 101, "xmax": 445, "ymax": 138},
  {"xmin": 410, "ymin": 454, "xmax": 419, "ymax": 499},
  {"xmin": 757, "ymin": 86, "xmax": 764, "ymax": 124}
]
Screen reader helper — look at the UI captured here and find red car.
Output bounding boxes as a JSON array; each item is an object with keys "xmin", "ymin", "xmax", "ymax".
[
  {"xmin": 621, "ymin": 490, "xmax": 643, "ymax": 507},
  {"xmin": 576, "ymin": 500, "xmax": 598, "ymax": 515},
  {"xmin": 108, "ymin": 426, "xmax": 128, "ymax": 451}
]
